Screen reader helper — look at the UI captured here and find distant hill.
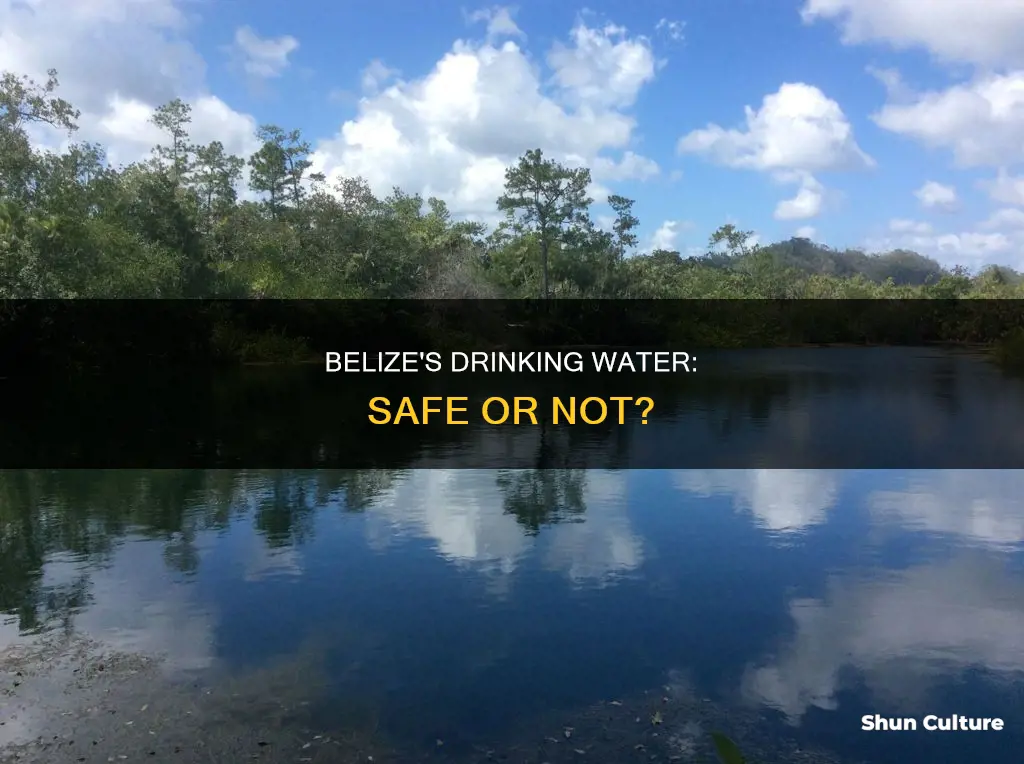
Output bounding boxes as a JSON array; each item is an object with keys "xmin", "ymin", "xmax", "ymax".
[{"xmin": 693, "ymin": 237, "xmax": 1022, "ymax": 287}]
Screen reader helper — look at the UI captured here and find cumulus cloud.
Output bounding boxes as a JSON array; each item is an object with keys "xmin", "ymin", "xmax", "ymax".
[
  {"xmin": 649, "ymin": 219, "xmax": 689, "ymax": 250},
  {"xmin": 0, "ymin": 0, "xmax": 260, "ymax": 167},
  {"xmin": 99, "ymin": 94, "xmax": 259, "ymax": 168},
  {"xmin": 0, "ymin": 0, "xmax": 200, "ymax": 115},
  {"xmin": 867, "ymin": 212, "xmax": 1024, "ymax": 269},
  {"xmin": 678, "ymin": 83, "xmax": 873, "ymax": 173},
  {"xmin": 466, "ymin": 6, "xmax": 525, "ymax": 42},
  {"xmin": 873, "ymin": 72, "xmax": 1024, "ymax": 168},
  {"xmin": 800, "ymin": 0, "xmax": 1024, "ymax": 68},
  {"xmin": 547, "ymin": 21, "xmax": 657, "ymax": 110},
  {"xmin": 982, "ymin": 170, "xmax": 1024, "ymax": 207},
  {"xmin": 679, "ymin": 83, "xmax": 870, "ymax": 223},
  {"xmin": 590, "ymin": 151, "xmax": 660, "ymax": 181},
  {"xmin": 805, "ymin": 2, "xmax": 1024, "ymax": 239},
  {"xmin": 981, "ymin": 207, "xmax": 1024, "ymax": 230},
  {"xmin": 231, "ymin": 26, "xmax": 299, "ymax": 79},
  {"xmin": 672, "ymin": 470, "xmax": 842, "ymax": 534},
  {"xmin": 774, "ymin": 173, "xmax": 825, "ymax": 220},
  {"xmin": 914, "ymin": 180, "xmax": 958, "ymax": 212},
  {"xmin": 309, "ymin": 20, "xmax": 659, "ymax": 219},
  {"xmin": 794, "ymin": 226, "xmax": 817, "ymax": 239},
  {"xmin": 865, "ymin": 227, "xmax": 1017, "ymax": 268},
  {"xmin": 865, "ymin": 65, "xmax": 910, "ymax": 100},
  {"xmin": 360, "ymin": 59, "xmax": 400, "ymax": 95}
]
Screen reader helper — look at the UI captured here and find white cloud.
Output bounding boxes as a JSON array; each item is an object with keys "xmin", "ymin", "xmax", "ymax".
[
  {"xmin": 0, "ymin": 0, "xmax": 200, "ymax": 116},
  {"xmin": 673, "ymin": 470, "xmax": 842, "ymax": 534},
  {"xmin": 679, "ymin": 83, "xmax": 870, "ymax": 224},
  {"xmin": 914, "ymin": 180, "xmax": 958, "ymax": 212},
  {"xmin": 983, "ymin": 170, "xmax": 1024, "ymax": 207},
  {"xmin": 865, "ymin": 227, "xmax": 1018, "ymax": 268},
  {"xmin": 232, "ymin": 25, "xmax": 299, "ymax": 79},
  {"xmin": 590, "ymin": 150, "xmax": 660, "ymax": 181},
  {"xmin": 678, "ymin": 83, "xmax": 873, "ymax": 173},
  {"xmin": 466, "ymin": 6, "xmax": 525, "ymax": 42},
  {"xmin": 0, "ymin": 0, "xmax": 260, "ymax": 167},
  {"xmin": 360, "ymin": 59, "xmax": 400, "ymax": 94},
  {"xmin": 309, "ymin": 21, "xmax": 659, "ymax": 219},
  {"xmin": 774, "ymin": 173, "xmax": 824, "ymax": 220},
  {"xmin": 801, "ymin": 0, "xmax": 1024, "ymax": 68},
  {"xmin": 866, "ymin": 65, "xmax": 910, "ymax": 100},
  {"xmin": 794, "ymin": 226, "xmax": 816, "ymax": 239},
  {"xmin": 97, "ymin": 93, "xmax": 259, "ymax": 167},
  {"xmin": 656, "ymin": 18, "xmax": 686, "ymax": 42},
  {"xmin": 873, "ymin": 72, "xmax": 1024, "ymax": 167},
  {"xmin": 650, "ymin": 219, "xmax": 685, "ymax": 250},
  {"xmin": 547, "ymin": 21, "xmax": 657, "ymax": 110},
  {"xmin": 981, "ymin": 207, "xmax": 1024, "ymax": 230}
]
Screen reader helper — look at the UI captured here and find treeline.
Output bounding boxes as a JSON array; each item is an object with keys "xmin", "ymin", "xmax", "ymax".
[{"xmin": 2, "ymin": 69, "xmax": 1022, "ymax": 301}]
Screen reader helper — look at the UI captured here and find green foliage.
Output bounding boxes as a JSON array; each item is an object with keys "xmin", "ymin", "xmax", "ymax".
[
  {"xmin": 497, "ymin": 148, "xmax": 593, "ymax": 298},
  {"xmin": 1, "ymin": 67, "xmax": 1023, "ymax": 303}
]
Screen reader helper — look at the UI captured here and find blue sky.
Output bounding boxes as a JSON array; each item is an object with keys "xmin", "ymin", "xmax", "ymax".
[{"xmin": 5, "ymin": 0, "xmax": 1024, "ymax": 268}]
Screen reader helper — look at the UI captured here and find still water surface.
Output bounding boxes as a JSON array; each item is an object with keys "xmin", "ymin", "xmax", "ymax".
[{"xmin": 2, "ymin": 468, "xmax": 1022, "ymax": 763}]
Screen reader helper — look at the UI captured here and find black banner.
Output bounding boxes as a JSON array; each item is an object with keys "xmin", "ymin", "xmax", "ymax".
[{"xmin": 2, "ymin": 299, "xmax": 1023, "ymax": 468}]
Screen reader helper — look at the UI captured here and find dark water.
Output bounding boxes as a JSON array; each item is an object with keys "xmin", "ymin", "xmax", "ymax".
[
  {"xmin": 3, "ymin": 352, "xmax": 1024, "ymax": 763},
  {"xmin": 10, "ymin": 346, "xmax": 1024, "ymax": 469}
]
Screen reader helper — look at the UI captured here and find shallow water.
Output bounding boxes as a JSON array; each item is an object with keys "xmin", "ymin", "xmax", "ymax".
[{"xmin": 2, "ymin": 467, "xmax": 1022, "ymax": 763}]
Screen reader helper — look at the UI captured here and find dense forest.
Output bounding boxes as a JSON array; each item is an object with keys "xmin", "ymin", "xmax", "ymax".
[{"xmin": 3, "ymin": 69, "xmax": 1023, "ymax": 301}]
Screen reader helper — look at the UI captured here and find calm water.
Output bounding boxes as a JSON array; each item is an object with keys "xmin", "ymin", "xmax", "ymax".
[
  {"xmin": 10, "ymin": 346, "xmax": 1024, "ymax": 468},
  {"xmin": 2, "ymin": 468, "xmax": 1023, "ymax": 763}
]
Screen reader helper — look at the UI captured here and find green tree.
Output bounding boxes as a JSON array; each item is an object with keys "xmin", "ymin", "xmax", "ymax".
[
  {"xmin": 150, "ymin": 98, "xmax": 194, "ymax": 185},
  {"xmin": 497, "ymin": 149, "xmax": 593, "ymax": 298},
  {"xmin": 607, "ymin": 193, "xmax": 639, "ymax": 259},
  {"xmin": 707, "ymin": 223, "xmax": 758, "ymax": 259},
  {"xmin": 3, "ymin": 65, "xmax": 1024, "ymax": 305},
  {"xmin": 248, "ymin": 125, "xmax": 312, "ymax": 218},
  {"xmin": 191, "ymin": 141, "xmax": 244, "ymax": 229}
]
